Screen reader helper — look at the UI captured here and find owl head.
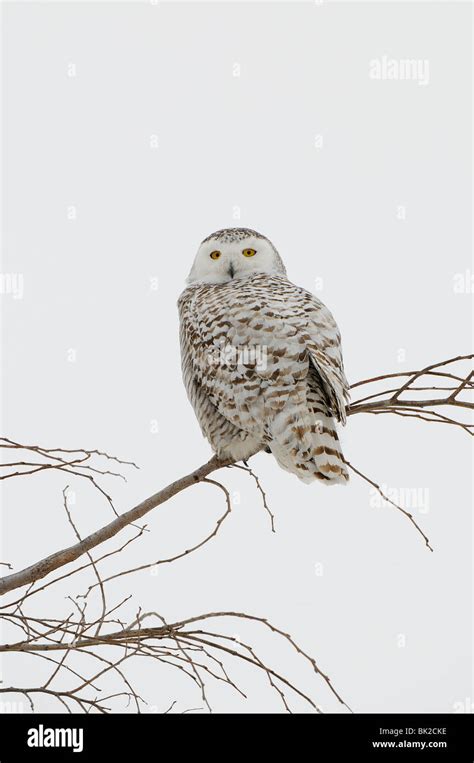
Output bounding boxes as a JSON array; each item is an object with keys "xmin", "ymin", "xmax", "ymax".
[{"xmin": 186, "ymin": 227, "xmax": 287, "ymax": 285}]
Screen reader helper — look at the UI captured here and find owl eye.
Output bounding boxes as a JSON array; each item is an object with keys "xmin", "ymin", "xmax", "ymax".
[
  {"xmin": 242, "ymin": 248, "xmax": 256, "ymax": 257},
  {"xmin": 209, "ymin": 250, "xmax": 221, "ymax": 260}
]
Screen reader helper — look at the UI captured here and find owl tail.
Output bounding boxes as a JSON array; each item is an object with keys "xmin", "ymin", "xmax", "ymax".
[{"xmin": 268, "ymin": 387, "xmax": 349, "ymax": 485}]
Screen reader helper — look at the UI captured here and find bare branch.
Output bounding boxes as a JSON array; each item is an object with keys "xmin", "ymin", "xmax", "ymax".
[
  {"xmin": 0, "ymin": 353, "xmax": 470, "ymax": 712},
  {"xmin": 0, "ymin": 455, "xmax": 234, "ymax": 596}
]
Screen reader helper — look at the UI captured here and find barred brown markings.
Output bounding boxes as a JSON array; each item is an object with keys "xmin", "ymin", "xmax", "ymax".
[
  {"xmin": 293, "ymin": 426, "xmax": 308, "ymax": 440},
  {"xmin": 313, "ymin": 445, "xmax": 340, "ymax": 457}
]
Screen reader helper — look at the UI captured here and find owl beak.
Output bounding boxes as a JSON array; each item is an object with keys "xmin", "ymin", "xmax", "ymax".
[{"xmin": 228, "ymin": 263, "xmax": 235, "ymax": 279}]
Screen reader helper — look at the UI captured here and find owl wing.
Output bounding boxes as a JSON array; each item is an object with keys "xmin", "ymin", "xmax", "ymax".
[{"xmin": 294, "ymin": 289, "xmax": 350, "ymax": 423}]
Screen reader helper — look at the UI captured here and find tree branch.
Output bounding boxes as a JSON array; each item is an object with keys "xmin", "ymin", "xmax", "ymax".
[
  {"xmin": 1, "ymin": 353, "xmax": 471, "ymax": 596},
  {"xmin": 0, "ymin": 455, "xmax": 234, "ymax": 597}
]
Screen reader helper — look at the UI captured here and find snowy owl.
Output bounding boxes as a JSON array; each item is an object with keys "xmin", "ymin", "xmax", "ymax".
[{"xmin": 178, "ymin": 228, "xmax": 349, "ymax": 484}]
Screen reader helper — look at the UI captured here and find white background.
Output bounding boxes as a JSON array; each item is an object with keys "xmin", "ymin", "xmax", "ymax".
[{"xmin": 1, "ymin": 0, "xmax": 472, "ymax": 713}]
